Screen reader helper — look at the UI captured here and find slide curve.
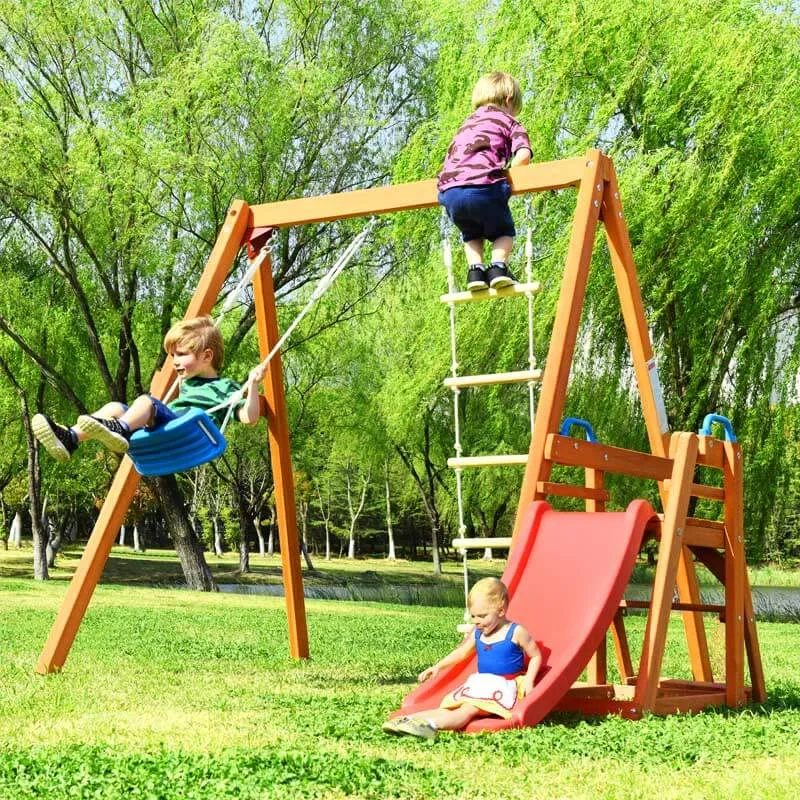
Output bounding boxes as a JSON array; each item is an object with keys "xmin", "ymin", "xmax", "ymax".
[{"xmin": 396, "ymin": 500, "xmax": 656, "ymax": 732}]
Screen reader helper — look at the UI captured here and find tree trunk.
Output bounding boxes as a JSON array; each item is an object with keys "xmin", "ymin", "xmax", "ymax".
[
  {"xmin": 133, "ymin": 524, "xmax": 143, "ymax": 552},
  {"xmin": 235, "ymin": 490, "xmax": 256, "ymax": 575},
  {"xmin": 213, "ymin": 518, "xmax": 224, "ymax": 557},
  {"xmin": 256, "ymin": 517, "xmax": 266, "ymax": 556},
  {"xmin": 385, "ymin": 470, "xmax": 396, "ymax": 560},
  {"xmin": 239, "ymin": 539, "xmax": 250, "ymax": 573},
  {"xmin": 119, "ymin": 524, "xmax": 126, "ymax": 546},
  {"xmin": 345, "ymin": 466, "xmax": 369, "ymax": 561},
  {"xmin": 10, "ymin": 512, "xmax": 22, "ymax": 548},
  {"xmin": 300, "ymin": 538, "xmax": 314, "ymax": 570},
  {"xmin": 266, "ymin": 505, "xmax": 276, "ymax": 555},
  {"xmin": 154, "ymin": 475, "xmax": 216, "ymax": 590},
  {"xmin": 46, "ymin": 516, "xmax": 63, "ymax": 567}
]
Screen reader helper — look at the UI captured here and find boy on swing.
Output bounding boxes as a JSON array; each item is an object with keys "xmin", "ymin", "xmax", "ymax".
[
  {"xmin": 33, "ymin": 316, "xmax": 262, "ymax": 461},
  {"xmin": 438, "ymin": 71, "xmax": 532, "ymax": 291}
]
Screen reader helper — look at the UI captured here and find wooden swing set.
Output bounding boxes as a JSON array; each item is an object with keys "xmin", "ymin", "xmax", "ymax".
[{"xmin": 37, "ymin": 149, "xmax": 765, "ymax": 720}]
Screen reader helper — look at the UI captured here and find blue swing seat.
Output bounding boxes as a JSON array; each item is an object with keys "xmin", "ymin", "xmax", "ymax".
[{"xmin": 127, "ymin": 408, "xmax": 227, "ymax": 476}]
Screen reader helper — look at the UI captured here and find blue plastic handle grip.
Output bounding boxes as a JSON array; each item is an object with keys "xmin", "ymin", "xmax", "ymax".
[
  {"xmin": 699, "ymin": 413, "xmax": 737, "ymax": 443},
  {"xmin": 559, "ymin": 417, "xmax": 597, "ymax": 443}
]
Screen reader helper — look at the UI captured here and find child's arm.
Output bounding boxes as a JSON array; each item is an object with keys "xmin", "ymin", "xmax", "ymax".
[
  {"xmin": 417, "ymin": 633, "xmax": 476, "ymax": 682},
  {"xmin": 509, "ymin": 147, "xmax": 532, "ymax": 167},
  {"xmin": 513, "ymin": 625, "xmax": 542, "ymax": 695},
  {"xmin": 236, "ymin": 368, "xmax": 262, "ymax": 425}
]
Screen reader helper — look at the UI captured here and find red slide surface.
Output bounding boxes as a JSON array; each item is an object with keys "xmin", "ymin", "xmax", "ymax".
[{"xmin": 397, "ymin": 500, "xmax": 655, "ymax": 732}]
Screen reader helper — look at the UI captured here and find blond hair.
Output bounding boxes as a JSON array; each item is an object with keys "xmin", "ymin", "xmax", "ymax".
[
  {"xmin": 471, "ymin": 72, "xmax": 522, "ymax": 115},
  {"xmin": 468, "ymin": 577, "xmax": 508, "ymax": 610},
  {"xmin": 163, "ymin": 315, "xmax": 224, "ymax": 371}
]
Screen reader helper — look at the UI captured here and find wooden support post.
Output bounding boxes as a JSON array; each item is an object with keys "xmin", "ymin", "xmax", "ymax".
[
  {"xmin": 252, "ymin": 253, "xmax": 309, "ymax": 660},
  {"xmin": 600, "ymin": 165, "xmax": 668, "ymax": 459},
  {"xmin": 36, "ymin": 201, "xmax": 251, "ymax": 674},
  {"xmin": 692, "ymin": 547, "xmax": 766, "ymax": 703},
  {"xmin": 512, "ymin": 151, "xmax": 606, "ymax": 540},
  {"xmin": 611, "ymin": 609, "xmax": 634, "ymax": 683},
  {"xmin": 36, "ymin": 460, "xmax": 141, "ymax": 673},
  {"xmin": 676, "ymin": 550, "xmax": 714, "ymax": 681},
  {"xmin": 663, "ymin": 434, "xmax": 713, "ymax": 682},
  {"xmin": 585, "ymin": 466, "xmax": 607, "ymax": 684},
  {"xmin": 723, "ymin": 439, "xmax": 746, "ymax": 706},
  {"xmin": 587, "ymin": 633, "xmax": 608, "ymax": 686},
  {"xmin": 635, "ymin": 432, "xmax": 698, "ymax": 711}
]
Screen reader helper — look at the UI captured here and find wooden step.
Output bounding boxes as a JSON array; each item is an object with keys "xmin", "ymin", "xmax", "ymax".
[
  {"xmin": 448, "ymin": 454, "xmax": 528, "ymax": 469},
  {"xmin": 451, "ymin": 537, "xmax": 513, "ymax": 551},
  {"xmin": 440, "ymin": 281, "xmax": 541, "ymax": 305},
  {"xmin": 444, "ymin": 369, "xmax": 542, "ymax": 389}
]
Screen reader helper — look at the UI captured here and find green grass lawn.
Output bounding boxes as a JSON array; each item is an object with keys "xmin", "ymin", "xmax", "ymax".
[{"xmin": 2, "ymin": 567, "xmax": 800, "ymax": 799}]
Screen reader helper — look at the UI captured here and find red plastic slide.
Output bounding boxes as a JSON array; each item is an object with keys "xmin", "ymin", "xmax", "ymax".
[{"xmin": 396, "ymin": 500, "xmax": 656, "ymax": 732}]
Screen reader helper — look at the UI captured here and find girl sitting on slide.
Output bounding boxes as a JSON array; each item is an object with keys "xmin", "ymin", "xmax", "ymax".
[{"xmin": 383, "ymin": 577, "xmax": 541, "ymax": 740}]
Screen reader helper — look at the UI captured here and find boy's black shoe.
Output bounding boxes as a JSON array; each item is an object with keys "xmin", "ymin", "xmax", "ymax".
[
  {"xmin": 32, "ymin": 414, "xmax": 78, "ymax": 461},
  {"xmin": 487, "ymin": 262, "xmax": 516, "ymax": 289},
  {"xmin": 466, "ymin": 264, "xmax": 489, "ymax": 291},
  {"xmin": 75, "ymin": 415, "xmax": 131, "ymax": 454}
]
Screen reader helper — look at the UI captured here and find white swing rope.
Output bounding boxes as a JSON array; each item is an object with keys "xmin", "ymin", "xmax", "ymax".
[
  {"xmin": 209, "ymin": 217, "xmax": 379, "ymax": 434},
  {"xmin": 440, "ymin": 213, "xmax": 471, "ymax": 621},
  {"xmin": 524, "ymin": 196, "xmax": 537, "ymax": 436}
]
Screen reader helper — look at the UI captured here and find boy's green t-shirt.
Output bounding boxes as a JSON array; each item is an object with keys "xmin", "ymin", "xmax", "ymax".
[{"xmin": 168, "ymin": 376, "xmax": 243, "ymax": 428}]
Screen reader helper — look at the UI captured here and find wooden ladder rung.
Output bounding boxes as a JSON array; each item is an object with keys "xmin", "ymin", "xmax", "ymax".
[
  {"xmin": 440, "ymin": 281, "xmax": 542, "ymax": 305},
  {"xmin": 655, "ymin": 514, "xmax": 725, "ymax": 548},
  {"xmin": 621, "ymin": 600, "xmax": 725, "ymax": 614},
  {"xmin": 537, "ymin": 482, "xmax": 610, "ymax": 502},
  {"xmin": 448, "ymin": 455, "xmax": 528, "ymax": 469},
  {"xmin": 451, "ymin": 537, "xmax": 513, "ymax": 550},
  {"xmin": 664, "ymin": 479, "xmax": 725, "ymax": 501},
  {"xmin": 444, "ymin": 369, "xmax": 543, "ymax": 389}
]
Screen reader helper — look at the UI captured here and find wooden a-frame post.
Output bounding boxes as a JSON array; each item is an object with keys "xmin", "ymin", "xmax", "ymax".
[{"xmin": 37, "ymin": 200, "xmax": 309, "ymax": 672}]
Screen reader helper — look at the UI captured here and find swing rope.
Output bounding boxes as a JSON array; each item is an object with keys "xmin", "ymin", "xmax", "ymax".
[{"xmin": 208, "ymin": 217, "xmax": 379, "ymax": 431}]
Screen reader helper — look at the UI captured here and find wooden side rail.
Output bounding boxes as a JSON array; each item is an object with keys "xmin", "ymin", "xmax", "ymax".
[{"xmin": 546, "ymin": 434, "xmax": 673, "ymax": 480}]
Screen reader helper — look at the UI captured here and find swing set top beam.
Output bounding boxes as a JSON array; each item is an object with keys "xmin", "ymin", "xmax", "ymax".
[{"xmin": 247, "ymin": 156, "xmax": 588, "ymax": 228}]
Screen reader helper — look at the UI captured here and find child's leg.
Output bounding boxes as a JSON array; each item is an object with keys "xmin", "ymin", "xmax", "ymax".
[
  {"xmin": 490, "ymin": 236, "xmax": 513, "ymax": 264},
  {"xmin": 73, "ymin": 402, "xmax": 127, "ymax": 441},
  {"xmin": 410, "ymin": 705, "xmax": 481, "ymax": 732},
  {"xmin": 75, "ymin": 394, "xmax": 157, "ymax": 453},
  {"xmin": 463, "ymin": 239, "xmax": 485, "ymax": 265},
  {"xmin": 464, "ymin": 240, "xmax": 490, "ymax": 291},
  {"xmin": 383, "ymin": 704, "xmax": 482, "ymax": 739},
  {"xmin": 119, "ymin": 395, "xmax": 157, "ymax": 432}
]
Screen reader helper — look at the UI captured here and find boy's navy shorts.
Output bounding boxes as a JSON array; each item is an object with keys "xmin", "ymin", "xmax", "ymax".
[
  {"xmin": 119, "ymin": 396, "xmax": 180, "ymax": 429},
  {"xmin": 438, "ymin": 180, "xmax": 516, "ymax": 243},
  {"xmin": 148, "ymin": 396, "xmax": 179, "ymax": 429}
]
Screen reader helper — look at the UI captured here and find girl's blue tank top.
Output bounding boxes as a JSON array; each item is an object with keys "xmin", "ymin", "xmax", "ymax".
[{"xmin": 474, "ymin": 622, "xmax": 525, "ymax": 675}]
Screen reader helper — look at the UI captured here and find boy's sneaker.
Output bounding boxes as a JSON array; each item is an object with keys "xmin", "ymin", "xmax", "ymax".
[
  {"xmin": 466, "ymin": 264, "xmax": 489, "ymax": 292},
  {"xmin": 32, "ymin": 414, "xmax": 78, "ymax": 461},
  {"xmin": 394, "ymin": 717, "xmax": 438, "ymax": 740},
  {"xmin": 75, "ymin": 415, "xmax": 131, "ymax": 454},
  {"xmin": 487, "ymin": 262, "xmax": 516, "ymax": 289}
]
